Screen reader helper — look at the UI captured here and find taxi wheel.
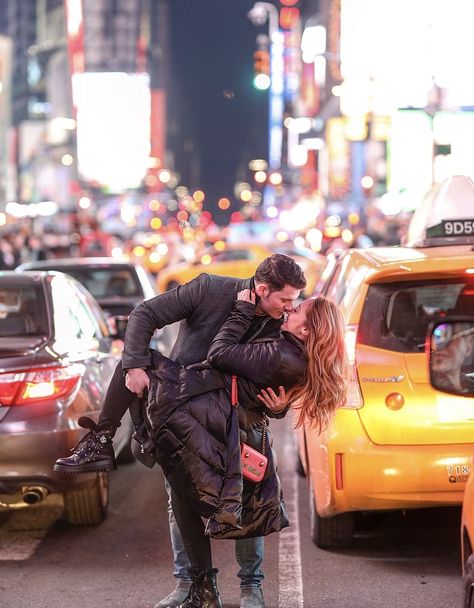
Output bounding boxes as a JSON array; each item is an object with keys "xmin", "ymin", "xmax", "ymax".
[
  {"xmin": 464, "ymin": 554, "xmax": 474, "ymax": 608},
  {"xmin": 293, "ymin": 434, "xmax": 305, "ymax": 477},
  {"xmin": 63, "ymin": 473, "xmax": 109, "ymax": 525},
  {"xmin": 295, "ymin": 452, "xmax": 305, "ymax": 477},
  {"xmin": 309, "ymin": 478, "xmax": 354, "ymax": 549}
]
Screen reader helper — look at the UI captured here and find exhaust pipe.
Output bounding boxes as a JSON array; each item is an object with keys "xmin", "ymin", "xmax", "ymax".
[
  {"xmin": 0, "ymin": 486, "xmax": 50, "ymax": 509},
  {"xmin": 21, "ymin": 486, "xmax": 49, "ymax": 505}
]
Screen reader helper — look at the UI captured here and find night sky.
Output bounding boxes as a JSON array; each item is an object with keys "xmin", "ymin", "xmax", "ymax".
[{"xmin": 168, "ymin": 0, "xmax": 268, "ymax": 217}]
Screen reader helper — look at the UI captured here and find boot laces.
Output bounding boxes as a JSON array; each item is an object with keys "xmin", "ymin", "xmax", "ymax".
[{"xmin": 70, "ymin": 429, "xmax": 110, "ymax": 455}]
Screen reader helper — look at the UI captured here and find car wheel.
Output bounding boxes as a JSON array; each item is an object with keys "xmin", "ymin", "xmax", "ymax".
[
  {"xmin": 309, "ymin": 477, "xmax": 354, "ymax": 549},
  {"xmin": 464, "ymin": 554, "xmax": 474, "ymax": 608},
  {"xmin": 295, "ymin": 451, "xmax": 305, "ymax": 477},
  {"xmin": 63, "ymin": 473, "xmax": 109, "ymax": 525}
]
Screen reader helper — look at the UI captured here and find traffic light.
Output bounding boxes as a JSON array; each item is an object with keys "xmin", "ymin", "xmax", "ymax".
[{"xmin": 253, "ymin": 49, "xmax": 270, "ymax": 90}]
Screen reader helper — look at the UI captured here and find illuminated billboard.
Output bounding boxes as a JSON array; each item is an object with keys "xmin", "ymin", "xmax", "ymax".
[
  {"xmin": 73, "ymin": 72, "xmax": 150, "ymax": 192},
  {"xmin": 340, "ymin": 0, "xmax": 474, "ymax": 112},
  {"xmin": 387, "ymin": 110, "xmax": 433, "ymax": 209},
  {"xmin": 326, "ymin": 117, "xmax": 350, "ymax": 199}
]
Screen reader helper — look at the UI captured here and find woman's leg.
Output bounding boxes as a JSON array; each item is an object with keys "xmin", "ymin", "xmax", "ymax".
[
  {"xmin": 97, "ymin": 360, "xmax": 137, "ymax": 431},
  {"xmin": 53, "ymin": 360, "xmax": 137, "ymax": 473},
  {"xmin": 171, "ymin": 489, "xmax": 223, "ymax": 608},
  {"xmin": 171, "ymin": 488, "xmax": 212, "ymax": 571}
]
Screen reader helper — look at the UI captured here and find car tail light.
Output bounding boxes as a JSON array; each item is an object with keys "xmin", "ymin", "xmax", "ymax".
[
  {"xmin": 0, "ymin": 364, "xmax": 84, "ymax": 406},
  {"xmin": 342, "ymin": 324, "xmax": 364, "ymax": 409}
]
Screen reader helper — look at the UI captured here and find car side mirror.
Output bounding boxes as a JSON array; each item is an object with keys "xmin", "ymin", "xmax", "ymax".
[
  {"xmin": 426, "ymin": 318, "xmax": 474, "ymax": 397},
  {"xmin": 104, "ymin": 314, "xmax": 127, "ymax": 339},
  {"xmin": 114, "ymin": 315, "xmax": 128, "ymax": 340}
]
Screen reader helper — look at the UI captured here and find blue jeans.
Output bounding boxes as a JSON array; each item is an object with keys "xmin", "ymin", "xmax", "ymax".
[
  {"xmin": 235, "ymin": 535, "xmax": 265, "ymax": 589},
  {"xmin": 165, "ymin": 479, "xmax": 264, "ymax": 588}
]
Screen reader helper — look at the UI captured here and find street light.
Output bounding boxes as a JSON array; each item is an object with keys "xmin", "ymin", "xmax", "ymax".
[
  {"xmin": 248, "ymin": 1, "xmax": 284, "ymax": 174},
  {"xmin": 247, "ymin": 2, "xmax": 279, "ymax": 34}
]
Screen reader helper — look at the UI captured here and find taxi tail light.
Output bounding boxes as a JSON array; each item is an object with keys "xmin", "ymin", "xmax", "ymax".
[
  {"xmin": 342, "ymin": 324, "xmax": 363, "ymax": 409},
  {"xmin": 0, "ymin": 365, "xmax": 84, "ymax": 406}
]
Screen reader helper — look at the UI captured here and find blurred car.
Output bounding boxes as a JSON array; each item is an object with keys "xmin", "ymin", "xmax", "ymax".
[
  {"xmin": 17, "ymin": 257, "xmax": 175, "ymax": 354},
  {"xmin": 156, "ymin": 242, "xmax": 325, "ymax": 297},
  {"xmin": 127, "ymin": 240, "xmax": 171, "ymax": 275},
  {"xmin": 17, "ymin": 257, "xmax": 155, "ymax": 319},
  {"xmin": 426, "ymin": 318, "xmax": 474, "ymax": 608},
  {"xmin": 296, "ymin": 176, "xmax": 474, "ymax": 549},
  {"xmin": 0, "ymin": 271, "xmax": 131, "ymax": 525}
]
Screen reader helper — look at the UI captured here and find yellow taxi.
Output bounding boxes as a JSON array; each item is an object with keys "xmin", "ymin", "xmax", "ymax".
[
  {"xmin": 462, "ymin": 456, "xmax": 474, "ymax": 608},
  {"xmin": 426, "ymin": 317, "xmax": 474, "ymax": 607},
  {"xmin": 127, "ymin": 236, "xmax": 170, "ymax": 275},
  {"xmin": 297, "ymin": 175, "xmax": 474, "ymax": 548},
  {"xmin": 156, "ymin": 242, "xmax": 325, "ymax": 297}
]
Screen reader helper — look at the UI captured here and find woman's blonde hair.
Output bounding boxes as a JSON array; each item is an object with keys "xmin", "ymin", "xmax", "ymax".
[{"xmin": 291, "ymin": 296, "xmax": 348, "ymax": 431}]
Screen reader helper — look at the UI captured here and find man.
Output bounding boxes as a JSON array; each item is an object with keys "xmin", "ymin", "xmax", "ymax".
[
  {"xmin": 431, "ymin": 322, "xmax": 474, "ymax": 394},
  {"xmin": 56, "ymin": 254, "xmax": 306, "ymax": 608}
]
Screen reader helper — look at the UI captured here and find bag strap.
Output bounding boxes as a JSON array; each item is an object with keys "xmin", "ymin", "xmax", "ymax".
[
  {"xmin": 231, "ymin": 374, "xmax": 266, "ymax": 454},
  {"xmin": 231, "ymin": 374, "xmax": 239, "ymax": 407}
]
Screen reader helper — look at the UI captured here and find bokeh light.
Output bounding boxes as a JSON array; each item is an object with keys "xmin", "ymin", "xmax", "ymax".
[
  {"xmin": 193, "ymin": 190, "xmax": 205, "ymax": 203},
  {"xmin": 150, "ymin": 217, "xmax": 162, "ymax": 230}
]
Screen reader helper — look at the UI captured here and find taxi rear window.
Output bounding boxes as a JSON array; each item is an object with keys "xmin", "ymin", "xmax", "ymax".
[{"xmin": 358, "ymin": 279, "xmax": 473, "ymax": 353}]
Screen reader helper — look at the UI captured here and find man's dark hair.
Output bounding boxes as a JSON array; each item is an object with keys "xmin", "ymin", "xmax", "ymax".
[{"xmin": 255, "ymin": 254, "xmax": 306, "ymax": 292}]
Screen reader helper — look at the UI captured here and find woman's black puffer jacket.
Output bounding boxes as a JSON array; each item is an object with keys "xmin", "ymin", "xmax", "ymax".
[{"xmin": 145, "ymin": 299, "xmax": 307, "ymax": 539}]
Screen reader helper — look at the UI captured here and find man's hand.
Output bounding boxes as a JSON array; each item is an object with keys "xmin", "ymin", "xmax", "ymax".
[
  {"xmin": 237, "ymin": 289, "xmax": 256, "ymax": 305},
  {"xmin": 257, "ymin": 386, "xmax": 288, "ymax": 412},
  {"xmin": 125, "ymin": 368, "xmax": 150, "ymax": 397}
]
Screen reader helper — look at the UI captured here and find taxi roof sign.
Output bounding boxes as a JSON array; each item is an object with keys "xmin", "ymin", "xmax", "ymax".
[{"xmin": 404, "ymin": 175, "xmax": 474, "ymax": 247}]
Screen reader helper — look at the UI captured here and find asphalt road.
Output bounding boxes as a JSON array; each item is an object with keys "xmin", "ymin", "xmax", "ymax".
[{"xmin": 0, "ymin": 416, "xmax": 464, "ymax": 608}]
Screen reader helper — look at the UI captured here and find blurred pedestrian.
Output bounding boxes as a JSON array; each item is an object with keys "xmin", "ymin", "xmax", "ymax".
[
  {"xmin": 26, "ymin": 234, "xmax": 47, "ymax": 262},
  {"xmin": 0, "ymin": 236, "xmax": 15, "ymax": 269},
  {"xmin": 11, "ymin": 232, "xmax": 28, "ymax": 266},
  {"xmin": 431, "ymin": 322, "xmax": 474, "ymax": 394}
]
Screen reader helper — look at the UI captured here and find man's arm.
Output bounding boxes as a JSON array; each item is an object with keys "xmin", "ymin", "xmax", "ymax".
[{"xmin": 122, "ymin": 274, "xmax": 208, "ymax": 394}]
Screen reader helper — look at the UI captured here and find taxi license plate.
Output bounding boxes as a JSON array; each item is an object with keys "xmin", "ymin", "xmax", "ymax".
[{"xmin": 446, "ymin": 462, "xmax": 471, "ymax": 484}]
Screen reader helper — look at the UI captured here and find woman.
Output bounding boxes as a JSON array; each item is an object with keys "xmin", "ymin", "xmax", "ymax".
[{"xmin": 140, "ymin": 291, "xmax": 348, "ymax": 608}]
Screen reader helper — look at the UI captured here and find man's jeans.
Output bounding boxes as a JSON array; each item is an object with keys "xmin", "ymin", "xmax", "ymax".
[
  {"xmin": 235, "ymin": 535, "xmax": 265, "ymax": 589},
  {"xmin": 165, "ymin": 479, "xmax": 264, "ymax": 588}
]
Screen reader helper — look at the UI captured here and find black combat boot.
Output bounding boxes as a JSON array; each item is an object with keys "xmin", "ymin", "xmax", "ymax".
[
  {"xmin": 179, "ymin": 568, "xmax": 223, "ymax": 608},
  {"xmin": 53, "ymin": 417, "xmax": 117, "ymax": 473}
]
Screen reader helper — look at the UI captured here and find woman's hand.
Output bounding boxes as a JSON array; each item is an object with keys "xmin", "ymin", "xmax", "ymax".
[
  {"xmin": 237, "ymin": 289, "xmax": 256, "ymax": 305},
  {"xmin": 257, "ymin": 386, "xmax": 288, "ymax": 412}
]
